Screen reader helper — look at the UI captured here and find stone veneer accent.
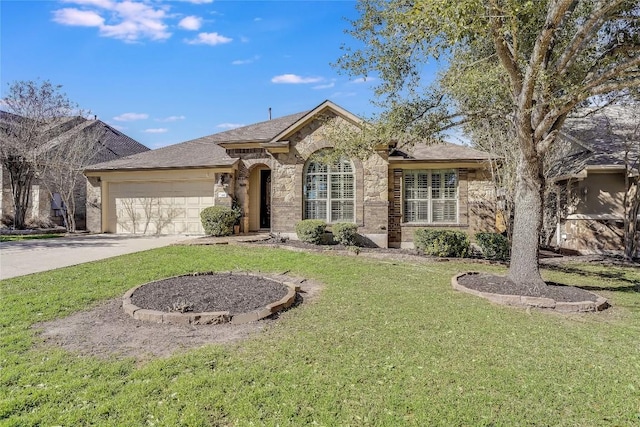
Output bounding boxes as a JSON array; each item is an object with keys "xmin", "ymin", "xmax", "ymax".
[{"xmin": 264, "ymin": 114, "xmax": 390, "ymax": 247}]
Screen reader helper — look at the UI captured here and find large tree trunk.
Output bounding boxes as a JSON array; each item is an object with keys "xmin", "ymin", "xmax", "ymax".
[{"xmin": 508, "ymin": 143, "xmax": 547, "ymax": 291}]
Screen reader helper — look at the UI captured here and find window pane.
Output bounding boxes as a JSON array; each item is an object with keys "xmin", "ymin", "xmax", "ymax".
[
  {"xmin": 432, "ymin": 200, "xmax": 457, "ymax": 222},
  {"xmin": 444, "ymin": 171, "xmax": 457, "ymax": 199},
  {"xmin": 305, "ymin": 200, "xmax": 326, "ymax": 220},
  {"xmin": 431, "ymin": 172, "xmax": 441, "ymax": 199},
  {"xmin": 304, "ymin": 155, "xmax": 355, "ymax": 222},
  {"xmin": 331, "ymin": 200, "xmax": 354, "ymax": 222},
  {"xmin": 417, "ymin": 172, "xmax": 429, "ymax": 199}
]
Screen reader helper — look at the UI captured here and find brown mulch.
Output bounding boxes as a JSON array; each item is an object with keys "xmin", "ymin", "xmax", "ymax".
[
  {"xmin": 457, "ymin": 273, "xmax": 598, "ymax": 302},
  {"xmin": 130, "ymin": 273, "xmax": 289, "ymax": 315},
  {"xmin": 34, "ymin": 273, "xmax": 324, "ymax": 361}
]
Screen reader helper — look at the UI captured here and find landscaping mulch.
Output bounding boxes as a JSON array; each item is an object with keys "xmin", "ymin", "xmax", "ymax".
[
  {"xmin": 457, "ymin": 273, "xmax": 597, "ymax": 302},
  {"xmin": 130, "ymin": 273, "xmax": 289, "ymax": 315}
]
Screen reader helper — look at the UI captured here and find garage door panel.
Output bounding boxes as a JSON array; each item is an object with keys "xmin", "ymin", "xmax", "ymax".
[{"xmin": 110, "ymin": 181, "xmax": 214, "ymax": 235}]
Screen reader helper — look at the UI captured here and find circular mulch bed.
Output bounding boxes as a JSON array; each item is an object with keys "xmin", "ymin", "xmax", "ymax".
[
  {"xmin": 125, "ymin": 272, "xmax": 297, "ymax": 325},
  {"xmin": 453, "ymin": 272, "xmax": 609, "ymax": 312}
]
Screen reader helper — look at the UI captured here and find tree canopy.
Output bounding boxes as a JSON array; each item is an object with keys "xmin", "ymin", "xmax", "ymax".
[{"xmin": 337, "ymin": 0, "xmax": 640, "ymax": 286}]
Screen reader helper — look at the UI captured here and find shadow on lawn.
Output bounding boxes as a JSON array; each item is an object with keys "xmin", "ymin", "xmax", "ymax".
[{"xmin": 543, "ymin": 263, "xmax": 640, "ymax": 293}]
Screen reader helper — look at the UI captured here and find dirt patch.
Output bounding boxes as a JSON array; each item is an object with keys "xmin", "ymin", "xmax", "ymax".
[
  {"xmin": 34, "ymin": 273, "xmax": 323, "ymax": 361},
  {"xmin": 130, "ymin": 273, "xmax": 289, "ymax": 315},
  {"xmin": 457, "ymin": 273, "xmax": 597, "ymax": 302}
]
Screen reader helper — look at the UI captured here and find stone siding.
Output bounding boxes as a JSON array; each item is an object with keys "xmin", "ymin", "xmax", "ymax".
[{"xmin": 266, "ymin": 114, "xmax": 388, "ymax": 246}]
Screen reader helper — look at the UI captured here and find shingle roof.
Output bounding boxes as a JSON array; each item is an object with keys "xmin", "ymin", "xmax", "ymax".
[
  {"xmin": 550, "ymin": 105, "xmax": 639, "ymax": 178},
  {"xmin": 0, "ymin": 111, "xmax": 148, "ymax": 164},
  {"xmin": 87, "ymin": 110, "xmax": 309, "ymax": 171},
  {"xmin": 86, "ymin": 137, "xmax": 236, "ymax": 170},
  {"xmin": 90, "ymin": 121, "xmax": 150, "ymax": 163},
  {"xmin": 205, "ymin": 111, "xmax": 309, "ymax": 143},
  {"xmin": 390, "ymin": 141, "xmax": 492, "ymax": 161}
]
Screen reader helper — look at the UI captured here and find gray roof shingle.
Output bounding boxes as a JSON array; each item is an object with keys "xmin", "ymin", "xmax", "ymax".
[
  {"xmin": 391, "ymin": 141, "xmax": 492, "ymax": 161},
  {"xmin": 87, "ymin": 111, "xmax": 309, "ymax": 171},
  {"xmin": 550, "ymin": 105, "xmax": 639, "ymax": 178},
  {"xmin": 0, "ymin": 111, "xmax": 148, "ymax": 165}
]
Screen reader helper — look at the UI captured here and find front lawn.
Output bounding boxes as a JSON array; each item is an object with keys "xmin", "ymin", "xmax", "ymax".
[
  {"xmin": 1, "ymin": 245, "xmax": 639, "ymax": 426},
  {"xmin": 0, "ymin": 233, "xmax": 63, "ymax": 242}
]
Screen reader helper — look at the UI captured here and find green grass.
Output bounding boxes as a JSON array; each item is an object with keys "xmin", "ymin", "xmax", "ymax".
[
  {"xmin": 0, "ymin": 233, "xmax": 63, "ymax": 242},
  {"xmin": 1, "ymin": 245, "xmax": 639, "ymax": 426}
]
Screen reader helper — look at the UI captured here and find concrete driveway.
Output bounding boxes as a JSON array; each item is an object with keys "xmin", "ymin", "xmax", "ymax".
[{"xmin": 0, "ymin": 234, "xmax": 188, "ymax": 280}]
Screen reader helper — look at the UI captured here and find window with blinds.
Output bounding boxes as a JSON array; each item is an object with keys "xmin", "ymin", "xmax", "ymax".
[
  {"xmin": 304, "ymin": 157, "xmax": 355, "ymax": 223},
  {"xmin": 403, "ymin": 169, "xmax": 458, "ymax": 223}
]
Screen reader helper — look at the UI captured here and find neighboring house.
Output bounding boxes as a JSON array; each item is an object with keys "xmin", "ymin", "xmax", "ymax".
[
  {"xmin": 0, "ymin": 111, "xmax": 149, "ymax": 229},
  {"xmin": 549, "ymin": 105, "xmax": 639, "ymax": 255},
  {"xmin": 84, "ymin": 100, "xmax": 496, "ymax": 248}
]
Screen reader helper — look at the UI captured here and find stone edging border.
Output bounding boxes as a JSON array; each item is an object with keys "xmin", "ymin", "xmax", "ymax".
[
  {"xmin": 122, "ymin": 272, "xmax": 299, "ymax": 325},
  {"xmin": 452, "ymin": 272, "xmax": 609, "ymax": 312}
]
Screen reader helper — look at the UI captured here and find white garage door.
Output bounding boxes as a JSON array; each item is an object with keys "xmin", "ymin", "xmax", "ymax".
[{"xmin": 109, "ymin": 181, "xmax": 214, "ymax": 235}]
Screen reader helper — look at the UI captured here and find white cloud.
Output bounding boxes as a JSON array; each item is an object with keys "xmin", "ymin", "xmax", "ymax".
[
  {"xmin": 330, "ymin": 91, "xmax": 357, "ymax": 98},
  {"xmin": 143, "ymin": 128, "xmax": 168, "ymax": 133},
  {"xmin": 53, "ymin": 8, "xmax": 105, "ymax": 26},
  {"xmin": 254, "ymin": 17, "xmax": 262, "ymax": 22},
  {"xmin": 351, "ymin": 77, "xmax": 376, "ymax": 84},
  {"xmin": 178, "ymin": 16, "xmax": 202, "ymax": 31},
  {"xmin": 313, "ymin": 82, "xmax": 335, "ymax": 90},
  {"xmin": 156, "ymin": 115, "xmax": 186, "ymax": 122},
  {"xmin": 217, "ymin": 123, "xmax": 244, "ymax": 129},
  {"xmin": 232, "ymin": 55, "xmax": 259, "ymax": 65},
  {"xmin": 52, "ymin": 1, "xmax": 171, "ymax": 42},
  {"xmin": 113, "ymin": 112, "xmax": 149, "ymax": 121},
  {"xmin": 61, "ymin": 0, "xmax": 114, "ymax": 8},
  {"xmin": 271, "ymin": 74, "xmax": 323, "ymax": 84},
  {"xmin": 186, "ymin": 32, "xmax": 232, "ymax": 45}
]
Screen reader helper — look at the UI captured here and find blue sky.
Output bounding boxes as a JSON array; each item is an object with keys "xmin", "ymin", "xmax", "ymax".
[{"xmin": 1, "ymin": 0, "xmax": 394, "ymax": 149}]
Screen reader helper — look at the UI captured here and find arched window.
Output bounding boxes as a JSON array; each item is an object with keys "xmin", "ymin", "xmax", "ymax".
[{"xmin": 304, "ymin": 157, "xmax": 355, "ymax": 222}]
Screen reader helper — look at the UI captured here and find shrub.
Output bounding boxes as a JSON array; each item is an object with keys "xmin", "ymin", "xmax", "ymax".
[
  {"xmin": 295, "ymin": 219, "xmax": 327, "ymax": 244},
  {"xmin": 25, "ymin": 216, "xmax": 55, "ymax": 229},
  {"xmin": 475, "ymin": 232, "xmax": 510, "ymax": 261},
  {"xmin": 414, "ymin": 228, "xmax": 470, "ymax": 258},
  {"xmin": 200, "ymin": 206, "xmax": 241, "ymax": 237},
  {"xmin": 332, "ymin": 222, "xmax": 358, "ymax": 246}
]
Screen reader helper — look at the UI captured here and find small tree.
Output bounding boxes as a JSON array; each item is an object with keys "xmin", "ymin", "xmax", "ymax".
[
  {"xmin": 35, "ymin": 122, "xmax": 106, "ymax": 232},
  {"xmin": 0, "ymin": 80, "xmax": 80, "ymax": 229}
]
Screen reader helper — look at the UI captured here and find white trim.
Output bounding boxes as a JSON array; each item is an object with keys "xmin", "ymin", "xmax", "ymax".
[{"xmin": 403, "ymin": 169, "xmax": 458, "ymax": 224}]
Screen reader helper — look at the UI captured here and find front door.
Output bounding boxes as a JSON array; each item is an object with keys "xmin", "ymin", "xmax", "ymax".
[{"xmin": 259, "ymin": 169, "xmax": 271, "ymax": 229}]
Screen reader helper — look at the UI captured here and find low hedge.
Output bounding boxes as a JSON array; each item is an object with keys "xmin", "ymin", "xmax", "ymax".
[
  {"xmin": 414, "ymin": 228, "xmax": 470, "ymax": 258},
  {"xmin": 200, "ymin": 206, "xmax": 241, "ymax": 237},
  {"xmin": 475, "ymin": 232, "xmax": 510, "ymax": 261},
  {"xmin": 295, "ymin": 219, "xmax": 327, "ymax": 244},
  {"xmin": 332, "ymin": 222, "xmax": 358, "ymax": 246}
]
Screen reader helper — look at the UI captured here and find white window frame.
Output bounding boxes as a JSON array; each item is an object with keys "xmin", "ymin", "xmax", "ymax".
[
  {"xmin": 304, "ymin": 157, "xmax": 355, "ymax": 223},
  {"xmin": 403, "ymin": 169, "xmax": 458, "ymax": 224}
]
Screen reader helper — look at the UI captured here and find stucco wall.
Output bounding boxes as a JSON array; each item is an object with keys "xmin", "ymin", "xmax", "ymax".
[
  {"xmin": 574, "ymin": 172, "xmax": 626, "ymax": 216},
  {"xmin": 553, "ymin": 171, "xmax": 635, "ymax": 254}
]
